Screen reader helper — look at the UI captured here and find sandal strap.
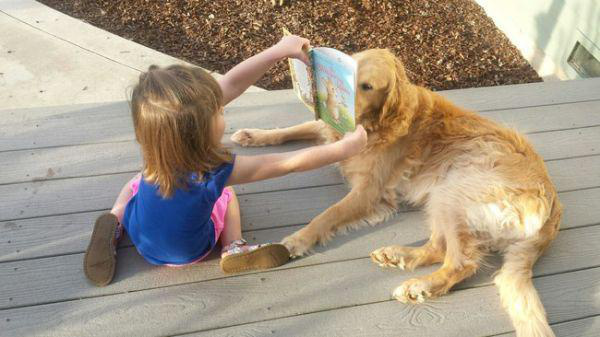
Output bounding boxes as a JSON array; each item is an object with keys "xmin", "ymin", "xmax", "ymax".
[
  {"xmin": 221, "ymin": 239, "xmax": 248, "ymax": 252},
  {"xmin": 221, "ymin": 239, "xmax": 270, "ymax": 258}
]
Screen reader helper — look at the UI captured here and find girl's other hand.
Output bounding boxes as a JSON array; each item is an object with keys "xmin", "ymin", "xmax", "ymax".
[
  {"xmin": 340, "ymin": 125, "xmax": 367, "ymax": 158},
  {"xmin": 275, "ymin": 35, "xmax": 311, "ymax": 65}
]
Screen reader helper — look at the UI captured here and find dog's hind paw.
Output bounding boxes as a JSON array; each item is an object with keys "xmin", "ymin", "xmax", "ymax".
[{"xmin": 393, "ymin": 278, "xmax": 432, "ymax": 304}]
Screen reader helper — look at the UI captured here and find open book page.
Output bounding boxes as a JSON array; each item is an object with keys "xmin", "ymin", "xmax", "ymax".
[
  {"xmin": 312, "ymin": 47, "xmax": 357, "ymax": 134},
  {"xmin": 288, "ymin": 56, "xmax": 315, "ymax": 114},
  {"xmin": 283, "ymin": 27, "xmax": 316, "ymax": 116}
]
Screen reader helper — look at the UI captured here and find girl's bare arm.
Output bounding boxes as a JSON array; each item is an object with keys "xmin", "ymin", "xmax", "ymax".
[
  {"xmin": 218, "ymin": 35, "xmax": 310, "ymax": 105},
  {"xmin": 226, "ymin": 126, "xmax": 366, "ymax": 186}
]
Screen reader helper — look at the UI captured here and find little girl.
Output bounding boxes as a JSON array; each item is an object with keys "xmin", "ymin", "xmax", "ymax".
[{"xmin": 83, "ymin": 35, "xmax": 367, "ymax": 286}]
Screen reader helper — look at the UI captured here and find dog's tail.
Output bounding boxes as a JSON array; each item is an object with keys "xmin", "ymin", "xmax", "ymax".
[
  {"xmin": 494, "ymin": 257, "xmax": 554, "ymax": 337},
  {"xmin": 494, "ymin": 201, "xmax": 561, "ymax": 337}
]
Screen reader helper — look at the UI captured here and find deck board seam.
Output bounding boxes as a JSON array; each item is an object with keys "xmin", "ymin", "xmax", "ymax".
[
  {"xmin": 1, "ymin": 218, "xmax": 597, "ymax": 265},
  {"xmin": 1, "ymin": 98, "xmax": 599, "ymax": 154},
  {"xmin": 3, "ymin": 223, "xmax": 600, "ymax": 311},
  {"xmin": 476, "ymin": 97, "xmax": 600, "ymax": 113},
  {"xmin": 170, "ymin": 299, "xmax": 393, "ymax": 336},
  {"xmin": 1, "ymin": 150, "xmax": 598, "ymax": 187},
  {"xmin": 2, "ymin": 121, "xmax": 599, "ymax": 155},
  {"xmin": 2, "ymin": 180, "xmax": 599, "ymax": 225},
  {"xmin": 0, "ymin": 255, "xmax": 365, "ymax": 311},
  {"xmin": 525, "ymin": 124, "xmax": 600, "ymax": 135},
  {"xmin": 1, "ymin": 93, "xmax": 598, "ymax": 118},
  {"xmin": 544, "ymin": 153, "xmax": 600, "ymax": 162},
  {"xmin": 170, "ymin": 265, "xmax": 600, "ymax": 335},
  {"xmin": 484, "ymin": 313, "xmax": 600, "ymax": 337},
  {"xmin": 2, "ymin": 150, "xmax": 600, "ymax": 227}
]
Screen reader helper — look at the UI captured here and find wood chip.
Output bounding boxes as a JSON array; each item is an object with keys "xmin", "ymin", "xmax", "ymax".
[{"xmin": 39, "ymin": 0, "xmax": 541, "ymax": 91}]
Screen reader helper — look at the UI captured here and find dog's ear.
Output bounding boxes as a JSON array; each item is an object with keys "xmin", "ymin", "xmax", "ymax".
[{"xmin": 379, "ymin": 53, "xmax": 414, "ymax": 139}]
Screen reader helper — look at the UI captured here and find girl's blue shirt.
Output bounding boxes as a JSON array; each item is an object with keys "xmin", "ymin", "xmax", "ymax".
[{"xmin": 122, "ymin": 161, "xmax": 234, "ymax": 265}]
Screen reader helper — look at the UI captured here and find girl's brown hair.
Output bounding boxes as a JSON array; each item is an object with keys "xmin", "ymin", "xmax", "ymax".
[{"xmin": 130, "ymin": 64, "xmax": 231, "ymax": 198}]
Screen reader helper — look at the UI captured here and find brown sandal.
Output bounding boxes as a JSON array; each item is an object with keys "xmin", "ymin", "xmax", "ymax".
[
  {"xmin": 220, "ymin": 242, "xmax": 290, "ymax": 274},
  {"xmin": 83, "ymin": 213, "xmax": 120, "ymax": 286}
]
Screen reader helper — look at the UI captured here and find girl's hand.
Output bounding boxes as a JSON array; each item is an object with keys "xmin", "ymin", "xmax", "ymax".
[
  {"xmin": 275, "ymin": 35, "xmax": 311, "ymax": 65},
  {"xmin": 339, "ymin": 125, "xmax": 368, "ymax": 158}
]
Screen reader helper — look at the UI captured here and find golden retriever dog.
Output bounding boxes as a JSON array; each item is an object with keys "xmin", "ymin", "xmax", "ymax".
[{"xmin": 231, "ymin": 49, "xmax": 561, "ymax": 337}]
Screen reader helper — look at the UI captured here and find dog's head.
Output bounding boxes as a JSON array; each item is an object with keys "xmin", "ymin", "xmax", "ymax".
[{"xmin": 353, "ymin": 49, "xmax": 418, "ymax": 140}]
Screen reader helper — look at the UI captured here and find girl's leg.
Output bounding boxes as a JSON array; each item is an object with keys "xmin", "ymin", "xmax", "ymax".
[
  {"xmin": 219, "ymin": 187, "xmax": 243, "ymax": 248},
  {"xmin": 84, "ymin": 172, "xmax": 140, "ymax": 287},
  {"xmin": 111, "ymin": 173, "xmax": 142, "ymax": 223},
  {"xmin": 218, "ymin": 188, "xmax": 289, "ymax": 273},
  {"xmin": 220, "ymin": 187, "xmax": 290, "ymax": 273}
]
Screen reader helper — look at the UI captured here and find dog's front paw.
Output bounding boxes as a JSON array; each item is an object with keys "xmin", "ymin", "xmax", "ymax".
[
  {"xmin": 393, "ymin": 278, "xmax": 432, "ymax": 304},
  {"xmin": 281, "ymin": 231, "xmax": 314, "ymax": 258},
  {"xmin": 231, "ymin": 129, "xmax": 261, "ymax": 146},
  {"xmin": 231, "ymin": 129, "xmax": 281, "ymax": 147},
  {"xmin": 370, "ymin": 246, "xmax": 411, "ymax": 270}
]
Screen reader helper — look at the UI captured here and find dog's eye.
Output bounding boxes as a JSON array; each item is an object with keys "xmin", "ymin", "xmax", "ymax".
[{"xmin": 360, "ymin": 82, "xmax": 373, "ymax": 91}]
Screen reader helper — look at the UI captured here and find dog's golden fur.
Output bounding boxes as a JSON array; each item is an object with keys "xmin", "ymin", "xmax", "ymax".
[{"xmin": 232, "ymin": 49, "xmax": 561, "ymax": 337}]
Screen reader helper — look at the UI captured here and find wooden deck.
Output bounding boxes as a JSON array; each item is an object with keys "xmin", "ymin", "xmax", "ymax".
[{"xmin": 1, "ymin": 78, "xmax": 600, "ymax": 337}]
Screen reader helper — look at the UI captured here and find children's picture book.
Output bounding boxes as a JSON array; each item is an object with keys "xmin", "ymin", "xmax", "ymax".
[{"xmin": 284, "ymin": 29, "xmax": 357, "ymax": 134}]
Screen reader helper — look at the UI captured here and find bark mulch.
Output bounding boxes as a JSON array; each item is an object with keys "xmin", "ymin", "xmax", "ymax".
[{"xmin": 39, "ymin": 0, "xmax": 542, "ymax": 91}]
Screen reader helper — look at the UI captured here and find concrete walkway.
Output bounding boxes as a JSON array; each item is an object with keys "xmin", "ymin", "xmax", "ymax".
[{"xmin": 0, "ymin": 0, "xmax": 263, "ymax": 110}]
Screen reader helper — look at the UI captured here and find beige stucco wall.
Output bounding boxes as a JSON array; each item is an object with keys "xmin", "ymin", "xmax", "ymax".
[{"xmin": 476, "ymin": 0, "xmax": 600, "ymax": 80}]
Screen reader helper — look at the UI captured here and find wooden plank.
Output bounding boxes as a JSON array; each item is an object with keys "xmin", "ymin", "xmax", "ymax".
[
  {"xmin": 2, "ymin": 154, "xmax": 598, "ymax": 222},
  {"xmin": 0, "ymin": 212, "xmax": 427, "ymax": 310},
  {"xmin": 0, "ymin": 90, "xmax": 293, "ymax": 127},
  {"xmin": 496, "ymin": 315, "xmax": 600, "ymax": 337},
  {"xmin": 559, "ymin": 187, "xmax": 600, "ymax": 231},
  {"xmin": 1, "ymin": 191, "xmax": 598, "ymax": 312},
  {"xmin": 183, "ymin": 268, "xmax": 600, "ymax": 337},
  {"xmin": 2, "ymin": 123, "xmax": 599, "ymax": 185},
  {"xmin": 544, "ymin": 155, "xmax": 600, "ymax": 192},
  {"xmin": 0, "ymin": 102, "xmax": 134, "ymax": 152},
  {"xmin": 0, "ymin": 79, "xmax": 596, "ymax": 336},
  {"xmin": 0, "ymin": 141, "xmax": 143, "ymax": 185},
  {"xmin": 0, "ymin": 184, "xmax": 346, "ymax": 262},
  {"xmin": 1, "ymin": 148, "xmax": 597, "ymax": 262},
  {"xmin": 2, "ymin": 83, "xmax": 600, "ymax": 152},
  {"xmin": 2, "ymin": 182, "xmax": 597, "ymax": 263},
  {"xmin": 0, "ymin": 102, "xmax": 311, "ymax": 152},
  {"xmin": 226, "ymin": 89, "xmax": 298, "ymax": 108},
  {"xmin": 0, "ymin": 168, "xmax": 340, "ymax": 222},
  {"xmin": 0, "ymin": 138, "xmax": 311, "ymax": 185},
  {"xmin": 1, "ymin": 244, "xmax": 599, "ymax": 337},
  {"xmin": 3, "ymin": 77, "xmax": 598, "ymax": 125},
  {"xmin": 228, "ymin": 97, "xmax": 600, "ymax": 136},
  {"xmin": 0, "ymin": 101, "xmax": 126, "ymax": 126},
  {"xmin": 0, "ymin": 91, "xmax": 297, "ymax": 127},
  {"xmin": 481, "ymin": 100, "xmax": 600, "ymax": 134},
  {"xmin": 441, "ymin": 77, "xmax": 600, "ymax": 111},
  {"xmin": 526, "ymin": 126, "xmax": 600, "ymax": 161},
  {"xmin": 0, "ymin": 96, "xmax": 306, "ymax": 129},
  {"xmin": 249, "ymin": 79, "xmax": 600, "ymax": 112},
  {"xmin": 221, "ymin": 77, "xmax": 600, "ymax": 113}
]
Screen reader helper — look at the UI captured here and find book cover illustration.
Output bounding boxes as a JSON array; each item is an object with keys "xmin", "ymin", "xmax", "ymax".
[
  {"xmin": 284, "ymin": 30, "xmax": 357, "ymax": 134},
  {"xmin": 312, "ymin": 48, "xmax": 357, "ymax": 134}
]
